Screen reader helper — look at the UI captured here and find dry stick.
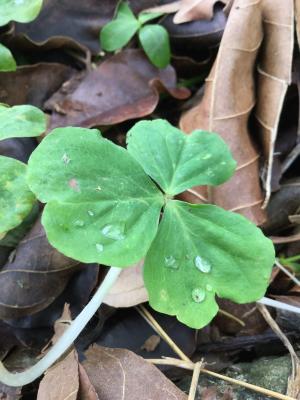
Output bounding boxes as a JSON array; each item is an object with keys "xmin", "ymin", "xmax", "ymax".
[
  {"xmin": 257, "ymin": 303, "xmax": 300, "ymax": 398},
  {"xmin": 148, "ymin": 358, "xmax": 295, "ymax": 400},
  {"xmin": 188, "ymin": 361, "xmax": 202, "ymax": 400},
  {"xmin": 275, "ymin": 259, "xmax": 300, "ymax": 287},
  {"xmin": 138, "ymin": 305, "xmax": 295, "ymax": 400},
  {"xmin": 271, "ymin": 233, "xmax": 300, "ymax": 244}
]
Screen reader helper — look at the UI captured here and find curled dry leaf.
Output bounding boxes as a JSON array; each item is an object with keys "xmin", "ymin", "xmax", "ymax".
[
  {"xmin": 180, "ymin": 0, "xmax": 293, "ymax": 224},
  {"xmin": 255, "ymin": 0, "xmax": 294, "ymax": 204},
  {"xmin": 104, "ymin": 260, "xmax": 148, "ymax": 308},
  {"xmin": 145, "ymin": 0, "xmax": 229, "ymax": 23},
  {"xmin": 82, "ymin": 345, "xmax": 188, "ymax": 400},
  {"xmin": 45, "ymin": 49, "xmax": 190, "ymax": 130},
  {"xmin": 0, "ymin": 219, "xmax": 80, "ymax": 319},
  {"xmin": 0, "ymin": 63, "xmax": 73, "ymax": 107},
  {"xmin": 180, "ymin": 0, "xmax": 265, "ymax": 224}
]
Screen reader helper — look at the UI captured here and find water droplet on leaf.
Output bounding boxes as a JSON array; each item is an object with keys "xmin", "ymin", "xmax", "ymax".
[
  {"xmin": 101, "ymin": 224, "xmax": 125, "ymax": 240},
  {"xmin": 62, "ymin": 153, "xmax": 71, "ymax": 164},
  {"xmin": 192, "ymin": 288, "xmax": 206, "ymax": 303},
  {"xmin": 206, "ymin": 284, "xmax": 213, "ymax": 292},
  {"xmin": 96, "ymin": 243, "xmax": 104, "ymax": 252},
  {"xmin": 194, "ymin": 255, "xmax": 211, "ymax": 273},
  {"xmin": 87, "ymin": 210, "xmax": 94, "ymax": 216},
  {"xmin": 73, "ymin": 220, "xmax": 84, "ymax": 227},
  {"xmin": 164, "ymin": 255, "xmax": 179, "ymax": 269}
]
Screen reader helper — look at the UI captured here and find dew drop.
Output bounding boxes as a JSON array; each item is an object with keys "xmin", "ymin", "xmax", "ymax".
[
  {"xmin": 73, "ymin": 220, "xmax": 84, "ymax": 227},
  {"xmin": 194, "ymin": 255, "xmax": 211, "ymax": 273},
  {"xmin": 202, "ymin": 153, "xmax": 212, "ymax": 160},
  {"xmin": 62, "ymin": 153, "xmax": 71, "ymax": 164},
  {"xmin": 87, "ymin": 210, "xmax": 94, "ymax": 216},
  {"xmin": 101, "ymin": 224, "xmax": 125, "ymax": 240},
  {"xmin": 96, "ymin": 243, "xmax": 104, "ymax": 252},
  {"xmin": 164, "ymin": 255, "xmax": 179, "ymax": 270},
  {"xmin": 206, "ymin": 284, "xmax": 213, "ymax": 292},
  {"xmin": 192, "ymin": 288, "xmax": 206, "ymax": 303}
]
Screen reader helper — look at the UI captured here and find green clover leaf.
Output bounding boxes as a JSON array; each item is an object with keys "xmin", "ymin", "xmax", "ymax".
[
  {"xmin": 26, "ymin": 119, "xmax": 275, "ymax": 328},
  {"xmin": 27, "ymin": 127, "xmax": 164, "ymax": 267},
  {"xmin": 0, "ymin": 105, "xmax": 46, "ymax": 141},
  {"xmin": 0, "ymin": 156, "xmax": 35, "ymax": 238},
  {"xmin": 0, "ymin": 0, "xmax": 43, "ymax": 26},
  {"xmin": 127, "ymin": 119, "xmax": 236, "ymax": 195},
  {"xmin": 100, "ymin": 2, "xmax": 140, "ymax": 52},
  {"xmin": 0, "ymin": 44, "xmax": 16, "ymax": 72},
  {"xmin": 144, "ymin": 200, "xmax": 274, "ymax": 328},
  {"xmin": 0, "ymin": 104, "xmax": 46, "ymax": 237},
  {"xmin": 138, "ymin": 25, "xmax": 170, "ymax": 68}
]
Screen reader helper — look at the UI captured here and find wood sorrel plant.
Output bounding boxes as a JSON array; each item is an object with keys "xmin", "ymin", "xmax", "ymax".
[
  {"xmin": 0, "ymin": 118, "xmax": 275, "ymax": 386},
  {"xmin": 0, "ymin": 104, "xmax": 46, "ymax": 238}
]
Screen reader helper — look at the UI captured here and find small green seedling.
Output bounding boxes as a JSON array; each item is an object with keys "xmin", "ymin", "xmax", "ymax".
[
  {"xmin": 0, "ymin": 118, "xmax": 275, "ymax": 387},
  {"xmin": 0, "ymin": 0, "xmax": 43, "ymax": 72},
  {"xmin": 100, "ymin": 1, "xmax": 170, "ymax": 68},
  {"xmin": 0, "ymin": 104, "xmax": 46, "ymax": 239}
]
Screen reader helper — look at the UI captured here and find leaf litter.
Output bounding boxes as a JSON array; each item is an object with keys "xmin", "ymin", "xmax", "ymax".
[{"xmin": 0, "ymin": 0, "xmax": 300, "ymax": 398}]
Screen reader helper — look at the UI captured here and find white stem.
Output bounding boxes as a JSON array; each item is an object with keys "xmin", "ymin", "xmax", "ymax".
[
  {"xmin": 258, "ymin": 297, "xmax": 300, "ymax": 314},
  {"xmin": 0, "ymin": 266, "xmax": 121, "ymax": 387}
]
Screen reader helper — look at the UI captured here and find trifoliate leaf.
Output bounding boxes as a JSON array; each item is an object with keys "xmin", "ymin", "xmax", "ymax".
[
  {"xmin": 0, "ymin": 44, "xmax": 16, "ymax": 72},
  {"xmin": 0, "ymin": 156, "xmax": 36, "ymax": 238},
  {"xmin": 27, "ymin": 127, "xmax": 164, "ymax": 267},
  {"xmin": 0, "ymin": 0, "xmax": 43, "ymax": 26},
  {"xmin": 138, "ymin": 12, "xmax": 164, "ymax": 25},
  {"xmin": 100, "ymin": 2, "xmax": 140, "ymax": 51},
  {"xmin": 127, "ymin": 119, "xmax": 236, "ymax": 196},
  {"xmin": 0, "ymin": 105, "xmax": 46, "ymax": 141},
  {"xmin": 144, "ymin": 200, "xmax": 275, "ymax": 328},
  {"xmin": 138, "ymin": 25, "xmax": 170, "ymax": 68}
]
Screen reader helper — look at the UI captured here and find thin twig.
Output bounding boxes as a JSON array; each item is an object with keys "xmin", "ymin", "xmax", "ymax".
[
  {"xmin": 275, "ymin": 259, "xmax": 300, "ymax": 287},
  {"xmin": 139, "ymin": 306, "xmax": 295, "ymax": 400},
  {"xmin": 147, "ymin": 358, "xmax": 295, "ymax": 400},
  {"xmin": 218, "ymin": 309, "xmax": 245, "ymax": 327},
  {"xmin": 188, "ymin": 361, "xmax": 202, "ymax": 400},
  {"xmin": 186, "ymin": 189, "xmax": 208, "ymax": 203},
  {"xmin": 137, "ymin": 305, "xmax": 190, "ymax": 361},
  {"xmin": 257, "ymin": 303, "xmax": 300, "ymax": 398}
]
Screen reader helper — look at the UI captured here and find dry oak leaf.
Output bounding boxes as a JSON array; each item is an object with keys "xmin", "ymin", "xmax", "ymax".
[
  {"xmin": 0, "ymin": 219, "xmax": 80, "ymax": 319},
  {"xmin": 104, "ymin": 260, "xmax": 148, "ymax": 308},
  {"xmin": 82, "ymin": 345, "xmax": 187, "ymax": 400},
  {"xmin": 145, "ymin": 0, "xmax": 230, "ymax": 23},
  {"xmin": 45, "ymin": 49, "xmax": 190, "ymax": 130},
  {"xmin": 180, "ymin": 0, "xmax": 294, "ymax": 224}
]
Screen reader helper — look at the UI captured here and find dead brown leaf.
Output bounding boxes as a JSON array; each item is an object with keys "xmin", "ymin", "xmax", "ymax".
[
  {"xmin": 104, "ymin": 260, "xmax": 148, "ymax": 308},
  {"xmin": 37, "ymin": 351, "xmax": 79, "ymax": 400},
  {"xmin": 255, "ymin": 0, "xmax": 294, "ymax": 204},
  {"xmin": 145, "ymin": 0, "xmax": 229, "ymax": 23},
  {"xmin": 179, "ymin": 0, "xmax": 294, "ymax": 224},
  {"xmin": 45, "ymin": 49, "xmax": 190, "ymax": 130},
  {"xmin": 82, "ymin": 345, "xmax": 188, "ymax": 400},
  {"xmin": 0, "ymin": 219, "xmax": 80, "ymax": 319},
  {"xmin": 37, "ymin": 306, "xmax": 80, "ymax": 400},
  {"xmin": 0, "ymin": 384, "xmax": 22, "ymax": 400},
  {"xmin": 0, "ymin": 63, "xmax": 73, "ymax": 107},
  {"xmin": 78, "ymin": 364, "xmax": 99, "ymax": 400},
  {"xmin": 174, "ymin": 0, "xmax": 229, "ymax": 23},
  {"xmin": 180, "ymin": 0, "xmax": 265, "ymax": 224}
]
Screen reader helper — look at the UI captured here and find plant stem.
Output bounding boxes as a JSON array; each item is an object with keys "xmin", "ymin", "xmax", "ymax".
[{"xmin": 0, "ymin": 266, "xmax": 121, "ymax": 387}]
